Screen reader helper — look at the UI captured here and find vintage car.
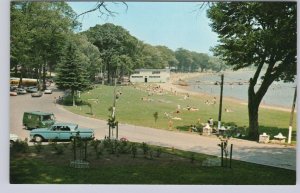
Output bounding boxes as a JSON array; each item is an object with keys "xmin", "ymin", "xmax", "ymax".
[
  {"xmin": 23, "ymin": 111, "xmax": 55, "ymax": 130},
  {"xmin": 30, "ymin": 123, "xmax": 95, "ymax": 142},
  {"xmin": 26, "ymin": 86, "xmax": 38, "ymax": 93},
  {"xmin": 44, "ymin": 89, "xmax": 52, "ymax": 94},
  {"xmin": 17, "ymin": 88, "xmax": 27, "ymax": 94},
  {"xmin": 10, "ymin": 91, "xmax": 17, "ymax": 96},
  {"xmin": 31, "ymin": 91, "xmax": 43, "ymax": 97}
]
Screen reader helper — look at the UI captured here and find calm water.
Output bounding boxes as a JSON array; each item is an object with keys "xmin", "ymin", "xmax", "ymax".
[{"xmin": 187, "ymin": 71, "xmax": 296, "ymax": 108}]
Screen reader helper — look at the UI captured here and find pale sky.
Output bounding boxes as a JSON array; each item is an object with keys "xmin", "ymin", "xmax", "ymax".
[{"xmin": 69, "ymin": 2, "xmax": 219, "ymax": 55}]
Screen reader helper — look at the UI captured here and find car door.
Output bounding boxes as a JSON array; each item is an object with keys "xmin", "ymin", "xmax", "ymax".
[
  {"xmin": 47, "ymin": 125, "xmax": 60, "ymax": 140},
  {"xmin": 58, "ymin": 126, "xmax": 71, "ymax": 140}
]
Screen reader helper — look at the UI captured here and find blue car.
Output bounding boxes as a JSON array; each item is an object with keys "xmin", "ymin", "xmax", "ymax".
[{"xmin": 30, "ymin": 123, "xmax": 95, "ymax": 142}]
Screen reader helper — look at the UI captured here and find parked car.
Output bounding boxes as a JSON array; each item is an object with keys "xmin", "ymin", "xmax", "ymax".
[
  {"xmin": 17, "ymin": 88, "xmax": 27, "ymax": 94},
  {"xmin": 31, "ymin": 91, "xmax": 43, "ymax": 97},
  {"xmin": 44, "ymin": 89, "xmax": 52, "ymax": 94},
  {"xmin": 10, "ymin": 133, "xmax": 20, "ymax": 147},
  {"xmin": 26, "ymin": 86, "xmax": 38, "ymax": 93},
  {"xmin": 23, "ymin": 111, "xmax": 55, "ymax": 130},
  {"xmin": 10, "ymin": 91, "xmax": 17, "ymax": 96},
  {"xmin": 30, "ymin": 123, "xmax": 95, "ymax": 142},
  {"xmin": 10, "ymin": 85, "xmax": 18, "ymax": 92}
]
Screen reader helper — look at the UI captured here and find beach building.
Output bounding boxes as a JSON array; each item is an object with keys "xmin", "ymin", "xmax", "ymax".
[{"xmin": 130, "ymin": 68, "xmax": 170, "ymax": 83}]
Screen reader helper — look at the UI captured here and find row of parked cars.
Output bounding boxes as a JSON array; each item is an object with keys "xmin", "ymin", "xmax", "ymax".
[{"xmin": 10, "ymin": 85, "xmax": 52, "ymax": 97}]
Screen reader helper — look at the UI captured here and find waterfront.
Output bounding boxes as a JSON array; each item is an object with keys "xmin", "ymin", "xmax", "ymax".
[{"xmin": 187, "ymin": 70, "xmax": 296, "ymax": 108}]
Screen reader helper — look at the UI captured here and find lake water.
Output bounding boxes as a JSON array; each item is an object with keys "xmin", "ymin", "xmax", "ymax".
[{"xmin": 186, "ymin": 70, "xmax": 296, "ymax": 108}]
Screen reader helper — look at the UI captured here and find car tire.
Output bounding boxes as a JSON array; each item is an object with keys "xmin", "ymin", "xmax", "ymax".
[{"xmin": 34, "ymin": 135, "xmax": 44, "ymax": 143}]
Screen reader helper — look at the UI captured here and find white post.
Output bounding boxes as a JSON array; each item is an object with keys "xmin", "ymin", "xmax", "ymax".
[
  {"xmin": 288, "ymin": 126, "xmax": 292, "ymax": 144},
  {"xmin": 288, "ymin": 87, "xmax": 297, "ymax": 144},
  {"xmin": 218, "ymin": 121, "xmax": 221, "ymax": 130}
]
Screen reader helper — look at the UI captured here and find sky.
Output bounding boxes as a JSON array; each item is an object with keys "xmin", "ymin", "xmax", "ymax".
[{"xmin": 69, "ymin": 2, "xmax": 219, "ymax": 55}]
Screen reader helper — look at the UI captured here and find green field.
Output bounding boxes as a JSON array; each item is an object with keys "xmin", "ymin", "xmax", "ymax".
[
  {"xmin": 10, "ymin": 140, "xmax": 296, "ymax": 184},
  {"xmin": 64, "ymin": 84, "xmax": 296, "ymax": 142}
]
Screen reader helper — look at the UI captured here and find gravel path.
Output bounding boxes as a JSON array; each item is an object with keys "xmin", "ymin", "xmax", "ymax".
[{"xmin": 10, "ymin": 87, "xmax": 296, "ymax": 170}]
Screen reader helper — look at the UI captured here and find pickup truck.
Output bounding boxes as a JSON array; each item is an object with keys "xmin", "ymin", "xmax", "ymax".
[{"xmin": 30, "ymin": 123, "xmax": 95, "ymax": 142}]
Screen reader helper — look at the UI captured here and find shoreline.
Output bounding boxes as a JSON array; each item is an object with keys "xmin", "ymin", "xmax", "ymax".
[{"xmin": 159, "ymin": 72, "xmax": 293, "ymax": 113}]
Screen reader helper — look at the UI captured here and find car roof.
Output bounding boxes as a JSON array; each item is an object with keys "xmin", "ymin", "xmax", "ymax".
[
  {"xmin": 52, "ymin": 123, "xmax": 78, "ymax": 127},
  {"xmin": 24, "ymin": 111, "xmax": 54, "ymax": 116}
]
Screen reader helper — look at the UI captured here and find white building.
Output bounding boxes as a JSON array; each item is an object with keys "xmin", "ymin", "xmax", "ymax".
[{"xmin": 130, "ymin": 69, "xmax": 170, "ymax": 83}]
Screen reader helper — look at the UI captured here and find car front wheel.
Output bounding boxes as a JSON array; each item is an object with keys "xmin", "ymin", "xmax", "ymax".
[{"xmin": 34, "ymin": 135, "xmax": 44, "ymax": 143}]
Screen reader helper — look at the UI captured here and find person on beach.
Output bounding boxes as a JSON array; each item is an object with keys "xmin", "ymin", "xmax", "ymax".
[
  {"xmin": 208, "ymin": 118, "xmax": 214, "ymax": 127},
  {"xmin": 213, "ymin": 97, "xmax": 217, "ymax": 104}
]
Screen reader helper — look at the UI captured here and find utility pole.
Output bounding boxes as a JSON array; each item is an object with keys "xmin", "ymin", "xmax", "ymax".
[
  {"xmin": 288, "ymin": 86, "xmax": 297, "ymax": 144},
  {"xmin": 218, "ymin": 74, "xmax": 224, "ymax": 129}
]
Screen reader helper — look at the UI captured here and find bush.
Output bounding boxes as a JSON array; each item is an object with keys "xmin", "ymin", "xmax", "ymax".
[
  {"xmin": 190, "ymin": 153, "xmax": 195, "ymax": 163},
  {"xmin": 131, "ymin": 143, "xmax": 137, "ymax": 158},
  {"xmin": 141, "ymin": 142, "xmax": 149, "ymax": 158},
  {"xmin": 55, "ymin": 145, "xmax": 64, "ymax": 155},
  {"xmin": 61, "ymin": 95, "xmax": 91, "ymax": 106},
  {"xmin": 34, "ymin": 142, "xmax": 43, "ymax": 153},
  {"xmin": 156, "ymin": 148, "xmax": 162, "ymax": 158},
  {"xmin": 11, "ymin": 140, "xmax": 29, "ymax": 153}
]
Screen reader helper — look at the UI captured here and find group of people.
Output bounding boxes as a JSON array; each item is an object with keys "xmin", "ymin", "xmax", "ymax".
[{"xmin": 204, "ymin": 97, "xmax": 217, "ymax": 105}]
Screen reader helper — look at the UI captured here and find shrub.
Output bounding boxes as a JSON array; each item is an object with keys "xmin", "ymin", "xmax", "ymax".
[
  {"xmin": 190, "ymin": 153, "xmax": 195, "ymax": 163},
  {"xmin": 156, "ymin": 148, "xmax": 162, "ymax": 158},
  {"xmin": 55, "ymin": 145, "xmax": 64, "ymax": 155},
  {"xmin": 34, "ymin": 142, "xmax": 43, "ymax": 153},
  {"xmin": 90, "ymin": 139, "xmax": 101, "ymax": 151},
  {"xmin": 11, "ymin": 140, "xmax": 29, "ymax": 153},
  {"xmin": 141, "ymin": 142, "xmax": 149, "ymax": 158},
  {"xmin": 131, "ymin": 143, "xmax": 137, "ymax": 158}
]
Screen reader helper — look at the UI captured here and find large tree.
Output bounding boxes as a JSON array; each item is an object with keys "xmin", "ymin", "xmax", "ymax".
[
  {"xmin": 56, "ymin": 44, "xmax": 91, "ymax": 106},
  {"xmin": 11, "ymin": 1, "xmax": 78, "ymax": 89},
  {"xmin": 207, "ymin": 2, "xmax": 296, "ymax": 140},
  {"xmin": 83, "ymin": 23, "xmax": 140, "ymax": 84}
]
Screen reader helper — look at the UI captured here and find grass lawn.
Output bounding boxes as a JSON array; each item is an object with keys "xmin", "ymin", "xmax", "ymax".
[
  {"xmin": 10, "ymin": 139, "xmax": 296, "ymax": 184},
  {"xmin": 64, "ymin": 84, "xmax": 297, "ymax": 142}
]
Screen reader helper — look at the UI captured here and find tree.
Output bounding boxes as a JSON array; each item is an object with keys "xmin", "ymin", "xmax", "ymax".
[
  {"xmin": 83, "ymin": 23, "xmax": 140, "ymax": 84},
  {"xmin": 175, "ymin": 48, "xmax": 193, "ymax": 72},
  {"xmin": 71, "ymin": 34, "xmax": 102, "ymax": 82},
  {"xmin": 207, "ymin": 2, "xmax": 296, "ymax": 140},
  {"xmin": 10, "ymin": 2, "xmax": 79, "ymax": 89},
  {"xmin": 56, "ymin": 44, "xmax": 91, "ymax": 106}
]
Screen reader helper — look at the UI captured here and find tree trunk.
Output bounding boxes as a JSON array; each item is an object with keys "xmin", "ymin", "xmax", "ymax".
[
  {"xmin": 18, "ymin": 68, "xmax": 23, "ymax": 88},
  {"xmin": 42, "ymin": 60, "xmax": 47, "ymax": 90},
  {"xmin": 72, "ymin": 89, "xmax": 75, "ymax": 106},
  {"xmin": 247, "ymin": 70, "xmax": 274, "ymax": 141},
  {"xmin": 248, "ymin": 95, "xmax": 259, "ymax": 140}
]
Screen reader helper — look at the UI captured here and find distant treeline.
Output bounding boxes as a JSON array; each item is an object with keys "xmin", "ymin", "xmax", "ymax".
[{"xmin": 11, "ymin": 2, "xmax": 227, "ymax": 86}]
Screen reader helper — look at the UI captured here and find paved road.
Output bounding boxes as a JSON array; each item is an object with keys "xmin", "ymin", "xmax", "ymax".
[{"xmin": 10, "ymin": 87, "xmax": 296, "ymax": 170}]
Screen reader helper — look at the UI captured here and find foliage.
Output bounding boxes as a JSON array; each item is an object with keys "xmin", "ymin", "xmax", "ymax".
[
  {"xmin": 10, "ymin": 142, "xmax": 296, "ymax": 184},
  {"xmin": 207, "ymin": 2, "xmax": 297, "ymax": 140},
  {"xmin": 130, "ymin": 143, "xmax": 137, "ymax": 158},
  {"xmin": 34, "ymin": 142, "xmax": 43, "ymax": 153},
  {"xmin": 11, "ymin": 140, "xmax": 29, "ymax": 153},
  {"xmin": 190, "ymin": 153, "xmax": 195, "ymax": 163},
  {"xmin": 141, "ymin": 142, "xmax": 149, "ymax": 158},
  {"xmin": 83, "ymin": 23, "xmax": 141, "ymax": 84},
  {"xmin": 10, "ymin": 2, "xmax": 79, "ymax": 88},
  {"xmin": 56, "ymin": 43, "xmax": 91, "ymax": 105}
]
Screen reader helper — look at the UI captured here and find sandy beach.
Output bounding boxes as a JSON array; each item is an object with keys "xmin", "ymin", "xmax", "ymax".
[{"xmin": 159, "ymin": 72, "xmax": 293, "ymax": 113}]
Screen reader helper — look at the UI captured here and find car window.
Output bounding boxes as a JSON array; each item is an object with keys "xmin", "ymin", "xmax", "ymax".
[
  {"xmin": 42, "ymin": 115, "xmax": 53, "ymax": 121},
  {"xmin": 60, "ymin": 126, "xmax": 70, "ymax": 131}
]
